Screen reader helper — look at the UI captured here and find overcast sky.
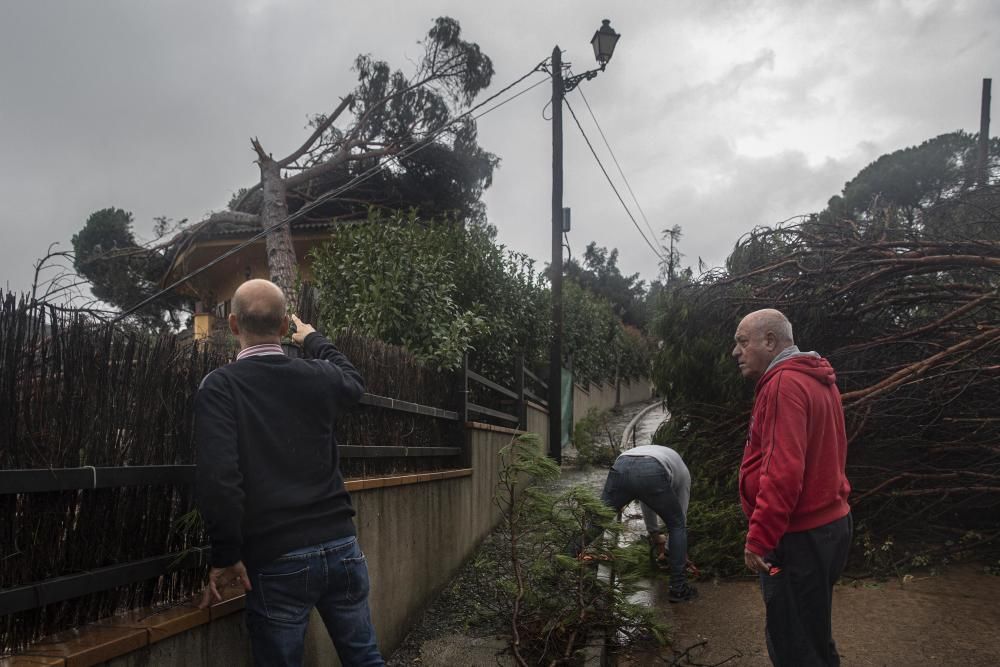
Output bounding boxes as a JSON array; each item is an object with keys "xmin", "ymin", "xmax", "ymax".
[{"xmin": 1, "ymin": 0, "xmax": 996, "ymax": 299}]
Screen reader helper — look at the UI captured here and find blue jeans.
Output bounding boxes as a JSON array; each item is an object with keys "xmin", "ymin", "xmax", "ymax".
[
  {"xmin": 245, "ymin": 535, "xmax": 384, "ymax": 666},
  {"xmin": 600, "ymin": 455, "xmax": 689, "ymax": 590}
]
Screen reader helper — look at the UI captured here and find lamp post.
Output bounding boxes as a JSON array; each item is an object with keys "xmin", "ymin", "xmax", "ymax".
[{"xmin": 548, "ymin": 19, "xmax": 620, "ymax": 463}]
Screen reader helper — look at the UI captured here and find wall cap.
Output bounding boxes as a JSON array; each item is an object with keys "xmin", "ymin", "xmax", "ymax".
[{"xmin": 345, "ymin": 468, "xmax": 472, "ymax": 492}]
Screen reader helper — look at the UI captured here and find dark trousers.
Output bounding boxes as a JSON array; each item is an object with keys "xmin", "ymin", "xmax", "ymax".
[{"xmin": 759, "ymin": 513, "xmax": 852, "ymax": 667}]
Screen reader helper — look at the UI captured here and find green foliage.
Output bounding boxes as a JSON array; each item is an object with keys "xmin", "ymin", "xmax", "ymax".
[
  {"xmin": 486, "ymin": 434, "xmax": 665, "ymax": 662},
  {"xmin": 311, "ymin": 211, "xmax": 653, "ymax": 385},
  {"xmin": 562, "ymin": 280, "xmax": 625, "ymax": 386},
  {"xmin": 681, "ymin": 474, "xmax": 747, "ymax": 578},
  {"xmin": 859, "ymin": 527, "xmax": 899, "ymax": 576},
  {"xmin": 808, "ymin": 131, "xmax": 1000, "ymax": 248},
  {"xmin": 71, "ymin": 207, "xmax": 190, "ymax": 329},
  {"xmin": 439, "ymin": 220, "xmax": 549, "ymax": 383},
  {"xmin": 651, "ymin": 282, "xmax": 747, "ymax": 411},
  {"xmin": 650, "ymin": 131, "xmax": 1000, "ymax": 577},
  {"xmin": 561, "ymin": 242, "xmax": 658, "ymax": 385},
  {"xmin": 310, "ymin": 211, "xmax": 554, "ymax": 376},
  {"xmin": 837, "ymin": 131, "xmax": 997, "ymax": 219},
  {"xmin": 310, "ymin": 211, "xmax": 485, "ymax": 370},
  {"xmin": 659, "ymin": 224, "xmax": 688, "ymax": 284},
  {"xmin": 572, "ymin": 408, "xmax": 620, "ymax": 468},
  {"xmin": 279, "ymin": 17, "xmax": 499, "ymax": 226},
  {"xmin": 565, "ymin": 242, "xmax": 648, "ymax": 328},
  {"xmin": 619, "ymin": 323, "xmax": 655, "ymax": 382}
]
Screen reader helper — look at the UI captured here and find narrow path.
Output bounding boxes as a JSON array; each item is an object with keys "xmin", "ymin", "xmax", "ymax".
[
  {"xmin": 592, "ymin": 408, "xmax": 1000, "ymax": 667},
  {"xmin": 391, "ymin": 400, "xmax": 1000, "ymax": 665}
]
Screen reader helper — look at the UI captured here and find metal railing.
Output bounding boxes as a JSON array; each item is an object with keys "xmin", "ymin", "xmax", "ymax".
[
  {"xmin": 462, "ymin": 353, "xmax": 547, "ymax": 430},
  {"xmin": 0, "ymin": 390, "xmax": 462, "ymax": 619},
  {"xmin": 1, "ymin": 356, "xmax": 544, "ymax": 623}
]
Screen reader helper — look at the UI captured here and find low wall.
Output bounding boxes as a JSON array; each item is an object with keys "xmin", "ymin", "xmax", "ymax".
[
  {"xmin": 89, "ymin": 408, "xmax": 550, "ymax": 667},
  {"xmin": 304, "ymin": 418, "xmax": 541, "ymax": 664},
  {"xmin": 26, "ymin": 399, "xmax": 628, "ymax": 666},
  {"xmin": 573, "ymin": 377, "xmax": 653, "ymax": 424},
  {"xmin": 305, "ymin": 404, "xmax": 548, "ymax": 664}
]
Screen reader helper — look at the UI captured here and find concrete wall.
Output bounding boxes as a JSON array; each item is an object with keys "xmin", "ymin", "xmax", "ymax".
[
  {"xmin": 303, "ymin": 417, "xmax": 546, "ymax": 665},
  {"xmin": 525, "ymin": 402, "xmax": 549, "ymax": 451},
  {"xmin": 573, "ymin": 378, "xmax": 653, "ymax": 424},
  {"xmin": 95, "ymin": 398, "xmax": 625, "ymax": 666},
  {"xmin": 104, "ymin": 614, "xmax": 248, "ymax": 667},
  {"xmin": 100, "ymin": 421, "xmax": 539, "ymax": 667}
]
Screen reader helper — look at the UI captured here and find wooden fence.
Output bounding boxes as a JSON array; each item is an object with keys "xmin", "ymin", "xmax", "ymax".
[{"xmin": 0, "ymin": 292, "xmax": 561, "ymax": 655}]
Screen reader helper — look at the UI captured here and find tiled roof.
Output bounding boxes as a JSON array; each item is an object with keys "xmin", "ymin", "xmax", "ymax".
[{"xmin": 200, "ymin": 219, "xmax": 339, "ymax": 239}]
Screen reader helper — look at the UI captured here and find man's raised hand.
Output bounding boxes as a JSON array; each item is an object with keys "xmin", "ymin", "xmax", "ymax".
[{"xmin": 290, "ymin": 314, "xmax": 316, "ymax": 346}]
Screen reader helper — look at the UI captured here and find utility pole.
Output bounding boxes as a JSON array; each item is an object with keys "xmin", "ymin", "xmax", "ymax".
[
  {"xmin": 979, "ymin": 78, "xmax": 992, "ymax": 186},
  {"xmin": 543, "ymin": 20, "xmax": 619, "ymax": 464},
  {"xmin": 549, "ymin": 45, "xmax": 564, "ymax": 464}
]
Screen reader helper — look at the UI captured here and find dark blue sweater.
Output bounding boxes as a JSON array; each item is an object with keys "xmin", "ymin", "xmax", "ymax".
[{"xmin": 195, "ymin": 333, "xmax": 364, "ymax": 568}]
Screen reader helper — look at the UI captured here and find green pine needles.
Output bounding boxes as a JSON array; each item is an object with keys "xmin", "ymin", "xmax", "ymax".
[{"xmin": 488, "ymin": 434, "xmax": 665, "ymax": 665}]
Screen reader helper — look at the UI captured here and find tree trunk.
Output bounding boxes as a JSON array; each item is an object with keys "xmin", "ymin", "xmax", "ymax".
[{"xmin": 257, "ymin": 154, "xmax": 299, "ymax": 312}]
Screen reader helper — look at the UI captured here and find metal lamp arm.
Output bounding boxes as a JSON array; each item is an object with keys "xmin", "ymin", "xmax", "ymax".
[{"xmin": 562, "ymin": 65, "xmax": 604, "ymax": 93}]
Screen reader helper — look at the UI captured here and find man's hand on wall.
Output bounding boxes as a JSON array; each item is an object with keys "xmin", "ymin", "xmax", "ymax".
[
  {"xmin": 198, "ymin": 561, "xmax": 252, "ymax": 609},
  {"xmin": 290, "ymin": 314, "xmax": 316, "ymax": 346}
]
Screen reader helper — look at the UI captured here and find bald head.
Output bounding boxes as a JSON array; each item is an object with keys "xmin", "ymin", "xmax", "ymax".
[
  {"xmin": 732, "ymin": 308, "xmax": 795, "ymax": 381},
  {"xmin": 230, "ymin": 279, "xmax": 288, "ymax": 342},
  {"xmin": 739, "ymin": 309, "xmax": 794, "ymax": 345}
]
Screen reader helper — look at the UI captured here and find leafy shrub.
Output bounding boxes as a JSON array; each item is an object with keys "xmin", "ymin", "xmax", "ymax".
[
  {"xmin": 310, "ymin": 211, "xmax": 489, "ymax": 370},
  {"xmin": 311, "ymin": 211, "xmax": 653, "ymax": 385},
  {"xmin": 572, "ymin": 408, "xmax": 620, "ymax": 468}
]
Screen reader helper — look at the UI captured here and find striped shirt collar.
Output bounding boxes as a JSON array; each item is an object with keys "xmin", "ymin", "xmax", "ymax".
[{"xmin": 236, "ymin": 343, "xmax": 285, "ymax": 361}]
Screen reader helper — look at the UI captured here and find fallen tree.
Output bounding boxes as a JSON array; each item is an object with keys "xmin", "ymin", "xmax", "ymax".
[{"xmin": 653, "ymin": 139, "xmax": 1000, "ymax": 575}]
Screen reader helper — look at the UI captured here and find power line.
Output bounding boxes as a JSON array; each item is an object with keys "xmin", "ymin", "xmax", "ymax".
[
  {"xmin": 575, "ymin": 85, "xmax": 662, "ymax": 249},
  {"xmin": 113, "ymin": 62, "xmax": 549, "ymax": 322},
  {"xmin": 562, "ymin": 96, "xmax": 665, "ymax": 262},
  {"xmin": 473, "ymin": 77, "xmax": 548, "ymax": 120}
]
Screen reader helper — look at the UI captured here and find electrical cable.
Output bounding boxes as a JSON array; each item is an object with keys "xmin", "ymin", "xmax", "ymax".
[
  {"xmin": 472, "ymin": 77, "xmax": 548, "ymax": 121},
  {"xmin": 562, "ymin": 97, "xmax": 665, "ymax": 262},
  {"xmin": 575, "ymin": 85, "xmax": 662, "ymax": 249},
  {"xmin": 112, "ymin": 61, "xmax": 550, "ymax": 323}
]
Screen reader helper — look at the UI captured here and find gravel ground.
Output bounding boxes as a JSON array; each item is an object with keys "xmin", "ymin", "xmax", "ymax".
[{"xmin": 385, "ymin": 529, "xmax": 512, "ymax": 665}]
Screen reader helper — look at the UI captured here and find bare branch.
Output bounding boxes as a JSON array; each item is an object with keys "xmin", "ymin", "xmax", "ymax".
[{"xmin": 277, "ymin": 95, "xmax": 355, "ymax": 169}]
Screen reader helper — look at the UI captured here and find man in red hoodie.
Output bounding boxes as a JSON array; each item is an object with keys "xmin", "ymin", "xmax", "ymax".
[{"xmin": 732, "ymin": 308, "xmax": 852, "ymax": 667}]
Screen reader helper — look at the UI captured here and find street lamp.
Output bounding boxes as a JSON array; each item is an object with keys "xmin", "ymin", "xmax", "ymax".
[
  {"xmin": 548, "ymin": 20, "xmax": 620, "ymax": 464},
  {"xmin": 591, "ymin": 19, "xmax": 621, "ymax": 69}
]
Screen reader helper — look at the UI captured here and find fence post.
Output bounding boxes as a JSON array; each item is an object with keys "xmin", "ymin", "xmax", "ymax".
[
  {"xmin": 514, "ymin": 352, "xmax": 527, "ymax": 431},
  {"xmin": 458, "ymin": 351, "xmax": 471, "ymax": 467},
  {"xmin": 458, "ymin": 351, "xmax": 469, "ymax": 424}
]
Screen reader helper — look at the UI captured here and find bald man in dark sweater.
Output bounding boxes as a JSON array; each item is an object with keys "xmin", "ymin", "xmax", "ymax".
[{"xmin": 196, "ymin": 279, "xmax": 383, "ymax": 666}]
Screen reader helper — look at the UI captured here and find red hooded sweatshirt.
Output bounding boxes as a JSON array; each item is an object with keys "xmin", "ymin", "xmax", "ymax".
[{"xmin": 739, "ymin": 354, "xmax": 851, "ymax": 557}]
